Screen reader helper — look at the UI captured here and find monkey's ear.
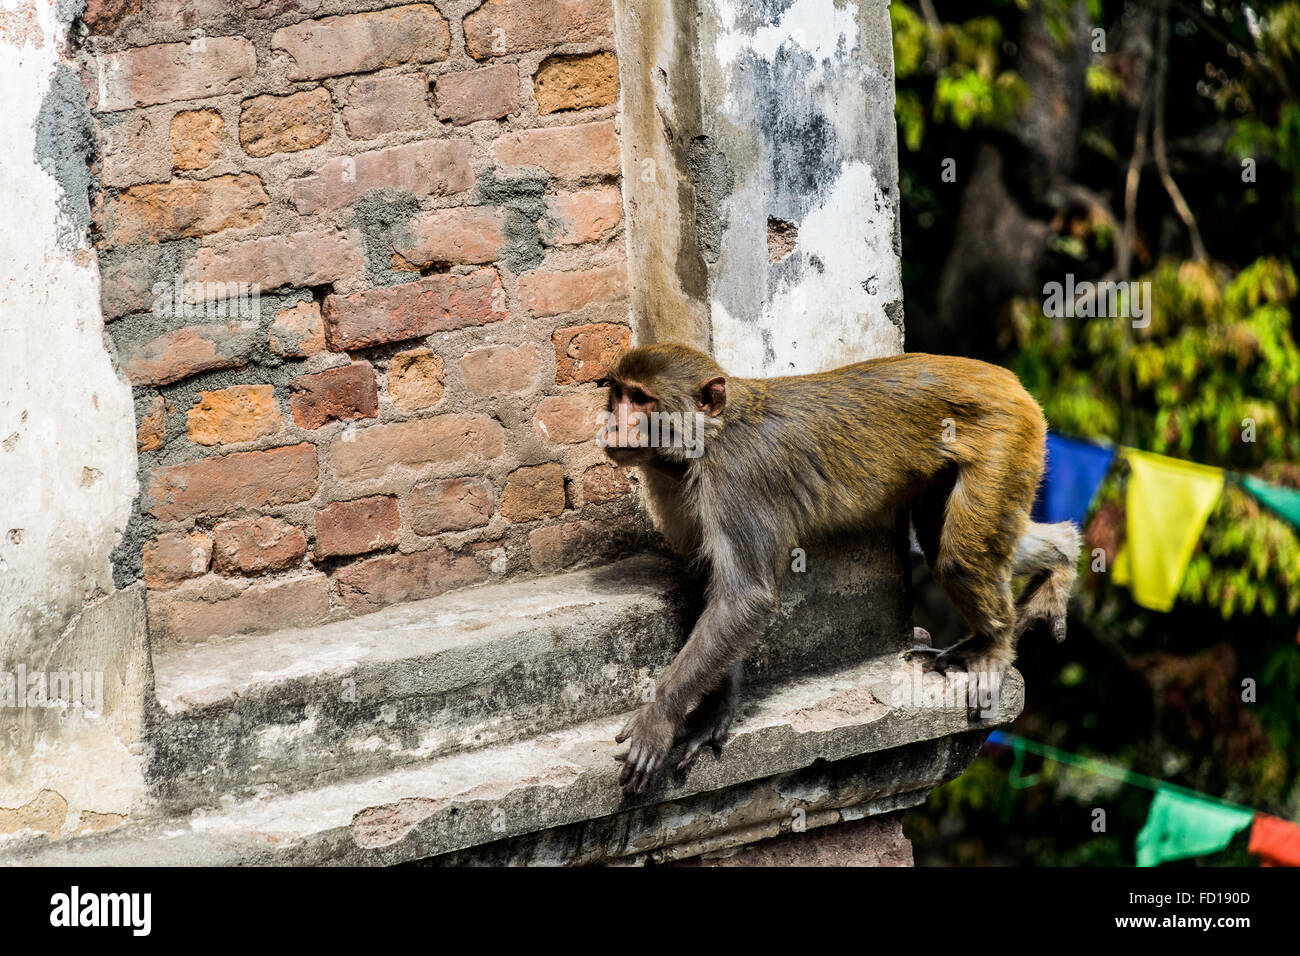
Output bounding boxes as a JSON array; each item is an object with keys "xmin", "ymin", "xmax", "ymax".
[{"xmin": 698, "ymin": 376, "xmax": 726, "ymax": 417}]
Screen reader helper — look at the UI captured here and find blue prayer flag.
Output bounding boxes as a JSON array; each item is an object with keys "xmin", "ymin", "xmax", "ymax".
[{"xmin": 1032, "ymin": 433, "xmax": 1116, "ymax": 527}]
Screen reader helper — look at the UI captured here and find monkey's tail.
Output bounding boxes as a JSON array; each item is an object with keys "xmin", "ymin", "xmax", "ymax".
[{"xmin": 1011, "ymin": 521, "xmax": 1082, "ymax": 643}]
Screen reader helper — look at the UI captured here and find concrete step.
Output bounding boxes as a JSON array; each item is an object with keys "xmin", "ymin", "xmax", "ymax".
[
  {"xmin": 8, "ymin": 653, "xmax": 1022, "ymax": 866},
  {"xmin": 146, "ymin": 544, "xmax": 906, "ymax": 813}
]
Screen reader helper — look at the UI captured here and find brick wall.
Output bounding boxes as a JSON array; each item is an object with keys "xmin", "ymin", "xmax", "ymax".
[{"xmin": 80, "ymin": 0, "xmax": 645, "ymax": 645}]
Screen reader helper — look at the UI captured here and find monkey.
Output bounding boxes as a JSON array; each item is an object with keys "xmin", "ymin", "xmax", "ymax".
[{"xmin": 598, "ymin": 342, "xmax": 1081, "ymax": 794}]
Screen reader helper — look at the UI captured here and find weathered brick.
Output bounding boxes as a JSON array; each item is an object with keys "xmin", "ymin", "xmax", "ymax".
[
  {"xmin": 98, "ymin": 112, "xmax": 170, "ymax": 187},
  {"xmin": 434, "ymin": 63, "xmax": 518, "ymax": 125},
  {"xmin": 153, "ymin": 0, "xmax": 231, "ymax": 27},
  {"xmin": 329, "ymin": 415, "xmax": 504, "ymax": 483},
  {"xmin": 343, "ymin": 74, "xmax": 432, "ymax": 140},
  {"xmin": 543, "ymin": 185, "xmax": 622, "ymax": 245},
  {"xmin": 170, "ymin": 109, "xmax": 224, "ymax": 171},
  {"xmin": 392, "ymin": 206, "xmax": 503, "ymax": 268},
  {"xmin": 118, "ymin": 323, "xmax": 253, "ymax": 387},
  {"xmin": 272, "ymin": 5, "xmax": 450, "ymax": 81},
  {"xmin": 459, "ymin": 344, "xmax": 546, "ymax": 397},
  {"xmin": 213, "ymin": 516, "xmax": 308, "ymax": 574},
  {"xmin": 315, "ymin": 496, "xmax": 401, "ymax": 558},
  {"xmin": 244, "ymin": 0, "xmax": 309, "ymax": 18},
  {"xmin": 137, "ymin": 395, "xmax": 167, "ymax": 451},
  {"xmin": 101, "ymin": 245, "xmax": 173, "ymax": 318},
  {"xmin": 269, "ymin": 300, "xmax": 326, "ymax": 357},
  {"xmin": 491, "ymin": 120, "xmax": 618, "ymax": 180},
  {"xmin": 290, "ymin": 139, "xmax": 473, "ymax": 214},
  {"xmin": 552, "ymin": 322, "xmax": 628, "ymax": 384},
  {"xmin": 192, "ymin": 228, "xmax": 365, "ymax": 290},
  {"xmin": 500, "ymin": 462, "xmax": 565, "ymax": 521},
  {"xmin": 290, "ymin": 363, "xmax": 379, "ymax": 429},
  {"xmin": 240, "ymin": 88, "xmax": 332, "ymax": 157},
  {"xmin": 528, "ymin": 518, "xmax": 635, "ymax": 572},
  {"xmin": 517, "ymin": 262, "xmax": 626, "ymax": 316},
  {"xmin": 142, "ymin": 530, "xmax": 211, "ymax": 590},
  {"xmin": 324, "ymin": 267, "xmax": 504, "ymax": 350},
  {"xmin": 409, "ymin": 477, "xmax": 493, "ymax": 534},
  {"xmin": 388, "ymin": 348, "xmax": 445, "ymax": 411},
  {"xmin": 534, "ymin": 389, "xmax": 607, "ymax": 444},
  {"xmin": 333, "ymin": 547, "xmax": 485, "ymax": 615},
  {"xmin": 100, "ymin": 173, "xmax": 269, "ymax": 246},
  {"xmin": 94, "ymin": 37, "xmax": 256, "ymax": 112},
  {"xmin": 146, "ymin": 443, "xmax": 318, "ymax": 520},
  {"xmin": 581, "ymin": 463, "xmax": 631, "ymax": 505},
  {"xmin": 533, "ymin": 52, "xmax": 618, "ymax": 114},
  {"xmin": 84, "ymin": 0, "xmax": 141, "ymax": 34},
  {"xmin": 464, "ymin": 0, "xmax": 613, "ymax": 59},
  {"xmin": 187, "ymin": 384, "xmax": 281, "ymax": 445},
  {"xmin": 147, "ymin": 573, "xmax": 331, "ymax": 644}
]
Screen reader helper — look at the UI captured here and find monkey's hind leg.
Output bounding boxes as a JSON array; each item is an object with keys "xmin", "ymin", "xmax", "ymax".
[{"xmin": 672, "ymin": 663, "xmax": 742, "ymax": 772}]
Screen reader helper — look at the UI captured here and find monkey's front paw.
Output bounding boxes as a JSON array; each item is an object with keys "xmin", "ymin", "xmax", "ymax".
[
  {"xmin": 673, "ymin": 697, "xmax": 736, "ymax": 773},
  {"xmin": 615, "ymin": 706, "xmax": 676, "ymax": 795}
]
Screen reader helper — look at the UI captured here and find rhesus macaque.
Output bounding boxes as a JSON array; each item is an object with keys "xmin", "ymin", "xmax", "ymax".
[{"xmin": 599, "ymin": 343, "xmax": 1081, "ymax": 794}]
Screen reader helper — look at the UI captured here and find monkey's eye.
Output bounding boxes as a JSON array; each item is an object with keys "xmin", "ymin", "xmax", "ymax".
[{"xmin": 628, "ymin": 388, "xmax": 650, "ymax": 405}]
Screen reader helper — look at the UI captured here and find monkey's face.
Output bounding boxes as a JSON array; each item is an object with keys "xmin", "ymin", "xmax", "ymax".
[{"xmin": 598, "ymin": 378, "xmax": 659, "ymax": 465}]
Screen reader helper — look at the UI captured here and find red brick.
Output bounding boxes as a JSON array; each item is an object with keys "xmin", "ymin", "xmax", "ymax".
[
  {"xmin": 459, "ymin": 344, "xmax": 546, "ymax": 397},
  {"xmin": 99, "ymin": 112, "xmax": 170, "ymax": 187},
  {"xmin": 533, "ymin": 52, "xmax": 618, "ymax": 114},
  {"xmin": 118, "ymin": 323, "xmax": 253, "ymax": 387},
  {"xmin": 147, "ymin": 573, "xmax": 331, "ymax": 644},
  {"xmin": 500, "ymin": 463, "xmax": 565, "ymax": 521},
  {"xmin": 528, "ymin": 518, "xmax": 635, "ymax": 572},
  {"xmin": 464, "ymin": 0, "xmax": 613, "ymax": 59},
  {"xmin": 192, "ymin": 228, "xmax": 365, "ymax": 291},
  {"xmin": 138, "ymin": 395, "xmax": 167, "ymax": 451},
  {"xmin": 581, "ymin": 463, "xmax": 631, "ymax": 505},
  {"xmin": 388, "ymin": 349, "xmax": 445, "ymax": 411},
  {"xmin": 434, "ymin": 63, "xmax": 518, "ymax": 125},
  {"xmin": 146, "ymin": 443, "xmax": 318, "ymax": 520},
  {"xmin": 142, "ymin": 530, "xmax": 211, "ymax": 590},
  {"xmin": 517, "ymin": 262, "xmax": 627, "ymax": 316},
  {"xmin": 100, "ymin": 174, "xmax": 269, "ymax": 246},
  {"xmin": 213, "ymin": 516, "xmax": 308, "ymax": 574},
  {"xmin": 239, "ymin": 88, "xmax": 332, "ymax": 157},
  {"xmin": 290, "ymin": 363, "xmax": 379, "ymax": 429},
  {"xmin": 272, "ymin": 5, "xmax": 451, "ymax": 81},
  {"xmin": 290, "ymin": 139, "xmax": 473, "ymax": 215},
  {"xmin": 269, "ymin": 300, "xmax": 326, "ymax": 357},
  {"xmin": 170, "ymin": 109, "xmax": 224, "ymax": 171},
  {"xmin": 187, "ymin": 384, "xmax": 281, "ymax": 445},
  {"xmin": 534, "ymin": 389, "xmax": 607, "ymax": 444},
  {"xmin": 324, "ymin": 267, "xmax": 505, "ymax": 350},
  {"xmin": 491, "ymin": 120, "xmax": 618, "ymax": 180},
  {"xmin": 543, "ymin": 186, "xmax": 622, "ymax": 245},
  {"xmin": 315, "ymin": 496, "xmax": 401, "ymax": 558},
  {"xmin": 552, "ymin": 322, "xmax": 629, "ymax": 384},
  {"xmin": 343, "ymin": 74, "xmax": 432, "ymax": 140},
  {"xmin": 84, "ymin": 0, "xmax": 141, "ymax": 34},
  {"xmin": 409, "ymin": 477, "xmax": 493, "ymax": 534},
  {"xmin": 329, "ymin": 415, "xmax": 504, "ymax": 483},
  {"xmin": 333, "ymin": 547, "xmax": 486, "ymax": 615},
  {"xmin": 392, "ymin": 207, "xmax": 503, "ymax": 268},
  {"xmin": 93, "ymin": 37, "xmax": 256, "ymax": 112}
]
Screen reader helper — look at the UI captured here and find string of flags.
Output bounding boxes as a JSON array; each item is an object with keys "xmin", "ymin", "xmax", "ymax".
[
  {"xmin": 1032, "ymin": 431, "xmax": 1300, "ymax": 613},
  {"xmin": 986, "ymin": 731, "xmax": 1300, "ymax": 866}
]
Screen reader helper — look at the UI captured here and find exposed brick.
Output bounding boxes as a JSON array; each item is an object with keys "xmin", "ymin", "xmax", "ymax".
[
  {"xmin": 98, "ymin": 113, "xmax": 170, "ymax": 188},
  {"xmin": 329, "ymin": 415, "xmax": 504, "ymax": 483},
  {"xmin": 269, "ymin": 300, "xmax": 326, "ymax": 357},
  {"xmin": 517, "ymin": 262, "xmax": 627, "ymax": 316},
  {"xmin": 409, "ymin": 477, "xmax": 493, "ymax": 534},
  {"xmin": 543, "ymin": 185, "xmax": 622, "ymax": 245},
  {"xmin": 239, "ymin": 88, "xmax": 332, "ymax": 157},
  {"xmin": 100, "ymin": 173, "xmax": 269, "ymax": 246},
  {"xmin": 434, "ymin": 63, "xmax": 518, "ymax": 125},
  {"xmin": 101, "ymin": 244, "xmax": 178, "ymax": 318},
  {"xmin": 244, "ymin": 0, "xmax": 311, "ymax": 17},
  {"xmin": 500, "ymin": 462, "xmax": 565, "ymax": 521},
  {"xmin": 392, "ymin": 207, "xmax": 502, "ymax": 268},
  {"xmin": 324, "ymin": 267, "xmax": 505, "ymax": 350},
  {"xmin": 333, "ymin": 547, "xmax": 485, "ymax": 615},
  {"xmin": 290, "ymin": 139, "xmax": 472, "ymax": 214},
  {"xmin": 147, "ymin": 573, "xmax": 331, "ymax": 644},
  {"xmin": 388, "ymin": 348, "xmax": 445, "ymax": 411},
  {"xmin": 152, "ymin": 0, "xmax": 231, "ymax": 27},
  {"xmin": 528, "ymin": 517, "xmax": 635, "ymax": 572},
  {"xmin": 343, "ymin": 74, "xmax": 432, "ymax": 139},
  {"xmin": 459, "ymin": 344, "xmax": 546, "ymax": 397},
  {"xmin": 187, "ymin": 384, "xmax": 281, "ymax": 445},
  {"xmin": 464, "ymin": 0, "xmax": 613, "ymax": 59},
  {"xmin": 93, "ymin": 37, "xmax": 256, "ymax": 112},
  {"xmin": 213, "ymin": 516, "xmax": 308, "ymax": 574},
  {"xmin": 534, "ymin": 389, "xmax": 607, "ymax": 444},
  {"xmin": 142, "ymin": 531, "xmax": 211, "ymax": 590},
  {"xmin": 84, "ymin": 0, "xmax": 141, "ymax": 34},
  {"xmin": 146, "ymin": 443, "xmax": 318, "ymax": 520},
  {"xmin": 552, "ymin": 322, "xmax": 629, "ymax": 384},
  {"xmin": 581, "ymin": 463, "xmax": 631, "ymax": 505},
  {"xmin": 315, "ymin": 496, "xmax": 401, "ymax": 558},
  {"xmin": 533, "ymin": 52, "xmax": 618, "ymax": 114},
  {"xmin": 118, "ymin": 323, "xmax": 253, "ymax": 387},
  {"xmin": 137, "ymin": 395, "xmax": 166, "ymax": 451},
  {"xmin": 491, "ymin": 120, "xmax": 618, "ymax": 179},
  {"xmin": 170, "ymin": 109, "xmax": 224, "ymax": 171},
  {"xmin": 290, "ymin": 363, "xmax": 379, "ymax": 429},
  {"xmin": 272, "ymin": 5, "xmax": 451, "ymax": 81},
  {"xmin": 192, "ymin": 228, "xmax": 364, "ymax": 292}
]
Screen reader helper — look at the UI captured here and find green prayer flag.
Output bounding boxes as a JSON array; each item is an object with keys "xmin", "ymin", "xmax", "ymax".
[
  {"xmin": 1135, "ymin": 788, "xmax": 1253, "ymax": 867},
  {"xmin": 1242, "ymin": 475, "xmax": 1300, "ymax": 530}
]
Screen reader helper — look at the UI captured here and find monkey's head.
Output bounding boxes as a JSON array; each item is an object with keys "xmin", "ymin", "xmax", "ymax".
[{"xmin": 599, "ymin": 343, "xmax": 727, "ymax": 465}]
